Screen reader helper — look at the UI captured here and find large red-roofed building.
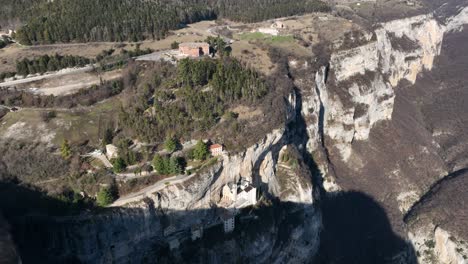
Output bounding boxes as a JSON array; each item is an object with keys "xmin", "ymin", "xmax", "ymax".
[{"xmin": 179, "ymin": 42, "xmax": 210, "ymax": 57}]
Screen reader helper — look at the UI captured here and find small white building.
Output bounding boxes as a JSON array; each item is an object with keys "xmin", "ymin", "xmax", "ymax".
[
  {"xmin": 105, "ymin": 144, "xmax": 119, "ymax": 160},
  {"xmin": 258, "ymin": 28, "xmax": 279, "ymax": 36},
  {"xmin": 191, "ymin": 224, "xmax": 203, "ymax": 241},
  {"xmin": 209, "ymin": 144, "xmax": 224, "ymax": 156},
  {"xmin": 220, "ymin": 178, "xmax": 257, "ymax": 209},
  {"xmin": 221, "ymin": 211, "xmax": 236, "ymax": 233},
  {"xmin": 235, "ymin": 185, "xmax": 257, "ymax": 208}
]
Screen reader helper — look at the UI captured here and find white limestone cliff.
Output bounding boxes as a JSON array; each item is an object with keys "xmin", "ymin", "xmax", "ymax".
[
  {"xmin": 409, "ymin": 225, "xmax": 468, "ymax": 264},
  {"xmin": 313, "ymin": 14, "xmax": 446, "ymax": 162}
]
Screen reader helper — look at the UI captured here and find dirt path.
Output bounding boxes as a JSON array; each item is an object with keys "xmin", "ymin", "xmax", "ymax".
[
  {"xmin": 0, "ymin": 65, "xmax": 94, "ymax": 88},
  {"xmin": 111, "ymin": 173, "xmax": 196, "ymax": 207}
]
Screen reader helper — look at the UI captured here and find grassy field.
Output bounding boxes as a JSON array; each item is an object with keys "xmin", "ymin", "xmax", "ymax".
[
  {"xmin": 238, "ymin": 32, "xmax": 295, "ymax": 44},
  {"xmin": 0, "ymin": 97, "xmax": 119, "ymax": 146}
]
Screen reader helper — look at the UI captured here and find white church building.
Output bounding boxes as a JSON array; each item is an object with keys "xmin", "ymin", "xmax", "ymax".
[{"xmin": 220, "ymin": 178, "xmax": 257, "ymax": 209}]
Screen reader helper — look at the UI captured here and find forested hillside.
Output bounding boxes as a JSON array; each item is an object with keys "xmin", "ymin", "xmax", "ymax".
[
  {"xmin": 120, "ymin": 57, "xmax": 268, "ymax": 142},
  {"xmin": 0, "ymin": 0, "xmax": 46, "ymax": 29},
  {"xmin": 5, "ymin": 0, "xmax": 329, "ymax": 44}
]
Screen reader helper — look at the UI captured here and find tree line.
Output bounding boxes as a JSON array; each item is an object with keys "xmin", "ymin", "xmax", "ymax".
[
  {"xmin": 8, "ymin": 0, "xmax": 329, "ymax": 45},
  {"xmin": 16, "ymin": 54, "xmax": 91, "ymax": 76}
]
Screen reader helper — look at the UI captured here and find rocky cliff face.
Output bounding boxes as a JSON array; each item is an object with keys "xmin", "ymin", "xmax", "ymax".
[
  {"xmin": 292, "ymin": 4, "xmax": 468, "ymax": 262},
  {"xmin": 12, "ymin": 93, "xmax": 322, "ymax": 263},
  {"xmin": 316, "ymin": 13, "xmax": 444, "ymax": 163},
  {"xmin": 9, "ymin": 3, "xmax": 468, "ymax": 263},
  {"xmin": 303, "ymin": 6, "xmax": 467, "ymax": 208}
]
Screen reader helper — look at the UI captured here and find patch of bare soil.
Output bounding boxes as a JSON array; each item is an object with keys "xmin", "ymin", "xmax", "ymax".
[
  {"xmin": 230, "ymin": 105, "xmax": 262, "ymax": 120},
  {"xmin": 23, "ymin": 69, "xmax": 123, "ymax": 96}
]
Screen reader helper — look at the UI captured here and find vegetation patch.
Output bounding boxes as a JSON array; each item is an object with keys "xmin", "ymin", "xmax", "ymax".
[{"xmin": 2, "ymin": 0, "xmax": 329, "ymax": 44}]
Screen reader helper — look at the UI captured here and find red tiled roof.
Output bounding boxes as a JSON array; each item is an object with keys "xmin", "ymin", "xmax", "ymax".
[{"xmin": 210, "ymin": 144, "xmax": 223, "ymax": 150}]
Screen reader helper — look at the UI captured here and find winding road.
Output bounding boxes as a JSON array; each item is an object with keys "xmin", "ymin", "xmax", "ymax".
[{"xmin": 0, "ymin": 65, "xmax": 95, "ymax": 88}]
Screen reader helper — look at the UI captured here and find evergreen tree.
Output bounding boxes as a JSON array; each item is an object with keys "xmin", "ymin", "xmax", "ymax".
[
  {"xmin": 102, "ymin": 128, "xmax": 113, "ymax": 146},
  {"xmin": 193, "ymin": 140, "xmax": 209, "ymax": 160},
  {"xmin": 164, "ymin": 137, "xmax": 178, "ymax": 152},
  {"xmin": 96, "ymin": 186, "xmax": 116, "ymax": 206},
  {"xmin": 112, "ymin": 157, "xmax": 126, "ymax": 173},
  {"xmin": 169, "ymin": 156, "xmax": 183, "ymax": 174},
  {"xmin": 6, "ymin": 0, "xmax": 329, "ymax": 45},
  {"xmin": 60, "ymin": 139, "xmax": 72, "ymax": 159},
  {"xmin": 152, "ymin": 154, "xmax": 168, "ymax": 174}
]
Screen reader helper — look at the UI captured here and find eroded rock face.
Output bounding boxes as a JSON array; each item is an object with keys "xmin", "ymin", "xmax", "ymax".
[
  {"xmin": 322, "ymin": 13, "xmax": 444, "ymax": 162},
  {"xmin": 291, "ymin": 11, "xmax": 468, "ymax": 262},
  {"xmin": 434, "ymin": 228, "xmax": 468, "ymax": 264},
  {"xmin": 409, "ymin": 226, "xmax": 468, "ymax": 264},
  {"xmin": 13, "ymin": 118, "xmax": 321, "ymax": 263},
  {"xmin": 406, "ymin": 169, "xmax": 468, "ymax": 264}
]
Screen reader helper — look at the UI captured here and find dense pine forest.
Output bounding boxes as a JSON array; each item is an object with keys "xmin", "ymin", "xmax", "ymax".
[{"xmin": 0, "ymin": 0, "xmax": 329, "ymax": 44}]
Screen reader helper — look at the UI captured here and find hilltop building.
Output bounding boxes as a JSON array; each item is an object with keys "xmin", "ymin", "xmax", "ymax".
[
  {"xmin": 179, "ymin": 42, "xmax": 210, "ymax": 57},
  {"xmin": 210, "ymin": 144, "xmax": 224, "ymax": 156}
]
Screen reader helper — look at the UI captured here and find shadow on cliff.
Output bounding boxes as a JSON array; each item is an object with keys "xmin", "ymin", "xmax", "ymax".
[
  {"xmin": 1, "ymin": 180, "xmax": 417, "ymax": 264},
  {"xmin": 314, "ymin": 191, "xmax": 417, "ymax": 264},
  {"xmin": 289, "ymin": 81, "xmax": 416, "ymax": 263}
]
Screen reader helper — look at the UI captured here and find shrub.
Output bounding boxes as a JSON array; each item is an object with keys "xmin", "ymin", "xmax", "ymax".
[
  {"xmin": 171, "ymin": 41, "xmax": 179, "ymax": 49},
  {"xmin": 96, "ymin": 186, "xmax": 117, "ymax": 206},
  {"xmin": 111, "ymin": 157, "xmax": 126, "ymax": 173},
  {"xmin": 40, "ymin": 111, "xmax": 57, "ymax": 122},
  {"xmin": 164, "ymin": 137, "xmax": 178, "ymax": 152}
]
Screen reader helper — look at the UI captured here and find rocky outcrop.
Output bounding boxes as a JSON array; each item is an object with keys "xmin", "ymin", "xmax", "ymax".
[
  {"xmin": 405, "ymin": 168, "xmax": 468, "ymax": 263},
  {"xmin": 293, "ymin": 9, "xmax": 468, "ymax": 227},
  {"xmin": 320, "ymin": 13, "xmax": 444, "ymax": 162},
  {"xmin": 409, "ymin": 226, "xmax": 468, "ymax": 264},
  {"xmin": 434, "ymin": 228, "xmax": 468, "ymax": 264}
]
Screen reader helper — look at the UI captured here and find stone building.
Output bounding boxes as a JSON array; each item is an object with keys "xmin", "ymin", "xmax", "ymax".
[
  {"xmin": 179, "ymin": 42, "xmax": 210, "ymax": 57},
  {"xmin": 209, "ymin": 144, "xmax": 224, "ymax": 156},
  {"xmin": 221, "ymin": 211, "xmax": 236, "ymax": 233},
  {"xmin": 191, "ymin": 224, "xmax": 203, "ymax": 241},
  {"xmin": 220, "ymin": 178, "xmax": 257, "ymax": 209}
]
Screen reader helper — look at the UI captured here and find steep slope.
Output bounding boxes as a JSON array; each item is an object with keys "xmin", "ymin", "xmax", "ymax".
[
  {"xmin": 8, "ymin": 95, "xmax": 322, "ymax": 263},
  {"xmin": 294, "ymin": 2, "xmax": 468, "ymax": 262}
]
